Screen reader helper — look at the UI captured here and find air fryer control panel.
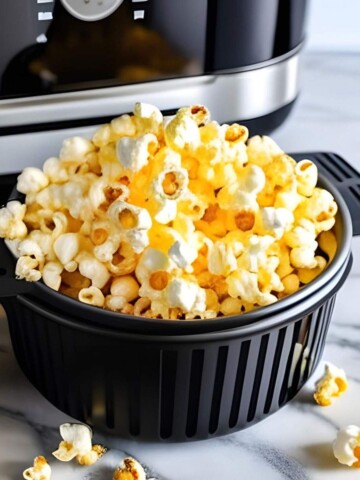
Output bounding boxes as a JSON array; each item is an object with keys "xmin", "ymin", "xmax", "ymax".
[
  {"xmin": 0, "ymin": 0, "xmax": 307, "ymax": 100},
  {"xmin": 60, "ymin": 0, "xmax": 125, "ymax": 21}
]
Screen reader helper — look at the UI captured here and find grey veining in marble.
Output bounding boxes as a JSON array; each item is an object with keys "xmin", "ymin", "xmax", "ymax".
[{"xmin": 1, "ymin": 51, "xmax": 360, "ymax": 480}]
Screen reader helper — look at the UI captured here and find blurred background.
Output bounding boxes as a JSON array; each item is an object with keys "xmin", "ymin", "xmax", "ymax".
[{"xmin": 307, "ymin": 0, "xmax": 360, "ymax": 51}]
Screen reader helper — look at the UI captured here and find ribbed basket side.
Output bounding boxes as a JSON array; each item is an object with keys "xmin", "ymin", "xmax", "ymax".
[{"xmin": 2, "ymin": 294, "xmax": 336, "ymax": 441}]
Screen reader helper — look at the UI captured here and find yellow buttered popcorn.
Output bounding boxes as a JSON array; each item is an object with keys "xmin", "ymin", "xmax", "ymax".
[
  {"xmin": 314, "ymin": 363, "xmax": 348, "ymax": 406},
  {"xmin": 23, "ymin": 456, "xmax": 51, "ymax": 480},
  {"xmin": 0, "ymin": 103, "xmax": 339, "ymax": 319}
]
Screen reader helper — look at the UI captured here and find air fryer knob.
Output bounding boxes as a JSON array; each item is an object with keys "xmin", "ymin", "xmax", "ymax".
[{"xmin": 60, "ymin": 0, "xmax": 124, "ymax": 21}]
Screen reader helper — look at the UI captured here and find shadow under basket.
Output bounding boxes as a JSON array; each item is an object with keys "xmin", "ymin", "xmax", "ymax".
[{"xmin": 1, "ymin": 152, "xmax": 360, "ymax": 442}]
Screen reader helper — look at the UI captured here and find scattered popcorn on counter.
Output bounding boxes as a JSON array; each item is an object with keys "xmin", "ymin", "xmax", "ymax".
[
  {"xmin": 333, "ymin": 425, "xmax": 360, "ymax": 467},
  {"xmin": 314, "ymin": 363, "xmax": 348, "ymax": 406},
  {"xmin": 113, "ymin": 457, "xmax": 147, "ymax": 480},
  {"xmin": 23, "ymin": 456, "xmax": 51, "ymax": 480},
  {"xmin": 0, "ymin": 103, "xmax": 339, "ymax": 319},
  {"xmin": 52, "ymin": 423, "xmax": 107, "ymax": 465}
]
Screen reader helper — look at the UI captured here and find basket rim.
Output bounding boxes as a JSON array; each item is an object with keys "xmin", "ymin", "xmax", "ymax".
[{"xmin": 3, "ymin": 171, "xmax": 353, "ymax": 335}]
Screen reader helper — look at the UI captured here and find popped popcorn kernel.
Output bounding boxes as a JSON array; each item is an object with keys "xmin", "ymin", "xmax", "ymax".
[
  {"xmin": 314, "ymin": 363, "xmax": 348, "ymax": 406},
  {"xmin": 333, "ymin": 425, "xmax": 360, "ymax": 467},
  {"xmin": 113, "ymin": 457, "xmax": 146, "ymax": 480},
  {"xmin": 1, "ymin": 102, "xmax": 338, "ymax": 320},
  {"xmin": 23, "ymin": 456, "xmax": 51, "ymax": 480},
  {"xmin": 52, "ymin": 423, "xmax": 107, "ymax": 466}
]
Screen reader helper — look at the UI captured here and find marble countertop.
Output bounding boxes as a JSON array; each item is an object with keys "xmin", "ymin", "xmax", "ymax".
[{"xmin": 1, "ymin": 51, "xmax": 360, "ymax": 480}]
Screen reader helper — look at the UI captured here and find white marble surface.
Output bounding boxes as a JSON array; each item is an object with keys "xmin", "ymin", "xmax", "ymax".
[{"xmin": 1, "ymin": 51, "xmax": 360, "ymax": 480}]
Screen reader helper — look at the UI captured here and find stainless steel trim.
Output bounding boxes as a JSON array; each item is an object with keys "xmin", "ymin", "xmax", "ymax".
[{"xmin": 0, "ymin": 51, "xmax": 300, "ymax": 174}]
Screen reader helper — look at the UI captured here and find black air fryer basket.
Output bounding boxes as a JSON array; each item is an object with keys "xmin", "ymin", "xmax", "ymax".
[{"xmin": 0, "ymin": 152, "xmax": 359, "ymax": 442}]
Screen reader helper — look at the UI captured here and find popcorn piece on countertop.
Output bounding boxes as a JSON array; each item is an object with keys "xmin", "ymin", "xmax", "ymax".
[
  {"xmin": 113, "ymin": 457, "xmax": 146, "ymax": 480},
  {"xmin": 0, "ymin": 201, "xmax": 28, "ymax": 240},
  {"xmin": 23, "ymin": 456, "xmax": 51, "ymax": 480},
  {"xmin": 333, "ymin": 425, "xmax": 360, "ymax": 467},
  {"xmin": 17, "ymin": 167, "xmax": 49, "ymax": 194},
  {"xmin": 314, "ymin": 363, "xmax": 348, "ymax": 406},
  {"xmin": 52, "ymin": 423, "xmax": 107, "ymax": 465},
  {"xmin": 116, "ymin": 134, "xmax": 158, "ymax": 173}
]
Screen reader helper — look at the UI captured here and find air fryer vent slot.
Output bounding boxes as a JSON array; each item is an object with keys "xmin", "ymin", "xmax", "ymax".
[
  {"xmin": 186, "ymin": 350, "xmax": 205, "ymax": 438},
  {"xmin": 209, "ymin": 346, "xmax": 229, "ymax": 434},
  {"xmin": 263, "ymin": 327, "xmax": 286, "ymax": 414},
  {"xmin": 160, "ymin": 350, "xmax": 178, "ymax": 439},
  {"xmin": 229, "ymin": 341, "xmax": 250, "ymax": 428},
  {"xmin": 247, "ymin": 335, "xmax": 269, "ymax": 422}
]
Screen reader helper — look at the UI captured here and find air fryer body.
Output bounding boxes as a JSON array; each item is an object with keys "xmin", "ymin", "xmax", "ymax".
[{"xmin": 0, "ymin": 0, "xmax": 308, "ymax": 173}]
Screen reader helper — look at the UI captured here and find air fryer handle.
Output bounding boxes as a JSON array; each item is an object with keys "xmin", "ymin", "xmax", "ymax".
[
  {"xmin": 291, "ymin": 152, "xmax": 360, "ymax": 236},
  {"xmin": 0, "ymin": 238, "xmax": 35, "ymax": 298}
]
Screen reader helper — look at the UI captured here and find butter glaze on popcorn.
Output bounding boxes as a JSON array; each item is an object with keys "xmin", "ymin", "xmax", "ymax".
[{"xmin": 0, "ymin": 103, "xmax": 339, "ymax": 320}]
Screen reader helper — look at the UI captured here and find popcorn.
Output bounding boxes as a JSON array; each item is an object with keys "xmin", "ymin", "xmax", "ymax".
[
  {"xmin": 295, "ymin": 159, "xmax": 318, "ymax": 196},
  {"xmin": 314, "ymin": 363, "xmax": 348, "ymax": 406},
  {"xmin": 113, "ymin": 457, "xmax": 146, "ymax": 480},
  {"xmin": 111, "ymin": 114, "xmax": 136, "ymax": 137},
  {"xmin": 116, "ymin": 133, "xmax": 158, "ymax": 173},
  {"xmin": 261, "ymin": 207, "xmax": 294, "ymax": 238},
  {"xmin": 89, "ymin": 179, "xmax": 129, "ymax": 210},
  {"xmin": 333, "ymin": 425, "xmax": 360, "ymax": 467},
  {"xmin": 227, "ymin": 269, "xmax": 277, "ymax": 306},
  {"xmin": 166, "ymin": 278, "xmax": 206, "ymax": 313},
  {"xmin": 108, "ymin": 200, "xmax": 152, "ymax": 253},
  {"xmin": 78, "ymin": 286, "xmax": 105, "ymax": 307},
  {"xmin": 53, "ymin": 233, "xmax": 79, "ymax": 267},
  {"xmin": 0, "ymin": 201, "xmax": 27, "ymax": 240},
  {"xmin": 43, "ymin": 157, "xmax": 69, "ymax": 183},
  {"xmin": 78, "ymin": 253, "xmax": 111, "ymax": 289},
  {"xmin": 164, "ymin": 108, "xmax": 201, "ymax": 151},
  {"xmin": 208, "ymin": 241, "xmax": 238, "ymax": 276},
  {"xmin": 17, "ymin": 167, "xmax": 49, "ymax": 194},
  {"xmin": 134, "ymin": 101, "xmax": 163, "ymax": 133},
  {"xmin": 23, "ymin": 456, "xmax": 51, "ymax": 480},
  {"xmin": 1, "ymin": 103, "xmax": 338, "ymax": 320},
  {"xmin": 52, "ymin": 423, "xmax": 107, "ymax": 465},
  {"xmin": 42, "ymin": 261, "xmax": 63, "ymax": 291},
  {"xmin": 15, "ymin": 255, "xmax": 40, "ymax": 281},
  {"xmin": 217, "ymin": 164, "xmax": 266, "ymax": 212},
  {"xmin": 59, "ymin": 136, "xmax": 95, "ymax": 162},
  {"xmin": 169, "ymin": 240, "xmax": 198, "ymax": 270}
]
